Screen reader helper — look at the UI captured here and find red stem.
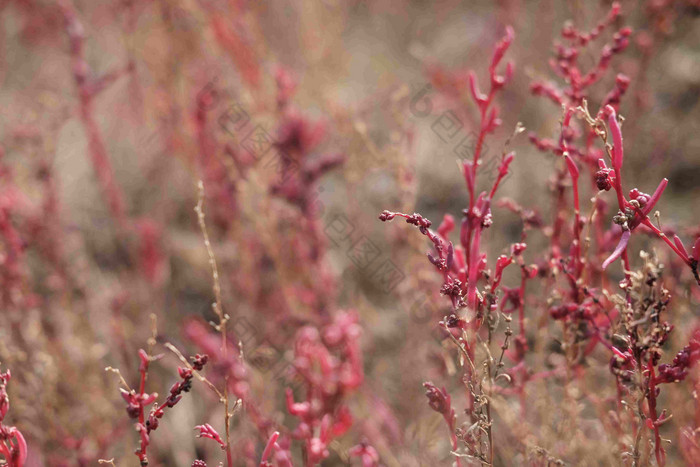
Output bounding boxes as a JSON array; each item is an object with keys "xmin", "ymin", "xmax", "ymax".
[
  {"xmin": 640, "ymin": 217, "xmax": 693, "ymax": 267},
  {"xmin": 518, "ymin": 268, "xmax": 527, "ymax": 336},
  {"xmin": 647, "ymin": 359, "xmax": 666, "ymax": 466}
]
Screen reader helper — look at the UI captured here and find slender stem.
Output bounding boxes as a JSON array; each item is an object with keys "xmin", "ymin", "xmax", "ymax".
[{"xmin": 195, "ymin": 181, "xmax": 233, "ymax": 467}]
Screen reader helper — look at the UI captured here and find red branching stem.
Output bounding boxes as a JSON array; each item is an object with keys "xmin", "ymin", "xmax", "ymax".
[
  {"xmin": 466, "ymin": 26, "xmax": 513, "ymax": 204},
  {"xmin": 601, "ymin": 107, "xmax": 696, "ymax": 282},
  {"xmin": 640, "ymin": 218, "xmax": 692, "ymax": 267},
  {"xmin": 382, "ymin": 26, "xmax": 515, "ymax": 465},
  {"xmin": 488, "ymin": 152, "xmax": 515, "ymax": 200},
  {"xmin": 195, "ymin": 423, "xmax": 226, "ymax": 450}
]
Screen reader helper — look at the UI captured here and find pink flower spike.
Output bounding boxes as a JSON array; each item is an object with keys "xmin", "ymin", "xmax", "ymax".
[
  {"xmin": 603, "ymin": 229, "xmax": 631, "ymax": 270},
  {"xmin": 641, "ymin": 178, "xmax": 668, "ymax": 216},
  {"xmin": 673, "ymin": 235, "xmax": 690, "ymax": 261},
  {"xmin": 606, "ymin": 105, "xmax": 624, "ymax": 171},
  {"xmin": 491, "ymin": 26, "xmax": 515, "ymax": 70},
  {"xmin": 260, "ymin": 431, "xmax": 280, "ymax": 466}
]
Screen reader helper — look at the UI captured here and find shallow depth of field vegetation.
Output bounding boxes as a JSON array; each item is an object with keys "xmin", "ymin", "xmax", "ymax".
[{"xmin": 2, "ymin": 1, "xmax": 700, "ymax": 466}]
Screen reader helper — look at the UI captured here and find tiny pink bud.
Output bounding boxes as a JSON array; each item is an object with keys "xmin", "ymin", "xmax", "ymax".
[{"xmin": 512, "ymin": 243, "xmax": 527, "ymax": 256}]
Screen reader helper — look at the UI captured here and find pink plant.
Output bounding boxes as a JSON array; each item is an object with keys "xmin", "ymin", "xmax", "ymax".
[
  {"xmin": 379, "ymin": 4, "xmax": 700, "ymax": 465},
  {"xmin": 380, "ymin": 24, "xmax": 519, "ymax": 464},
  {"xmin": 0, "ymin": 369, "xmax": 27, "ymax": 467},
  {"xmin": 117, "ymin": 349, "xmax": 208, "ymax": 465},
  {"xmin": 568, "ymin": 103, "xmax": 700, "ymax": 286},
  {"xmin": 2, "ymin": 1, "xmax": 700, "ymax": 465},
  {"xmin": 286, "ymin": 312, "xmax": 363, "ymax": 466}
]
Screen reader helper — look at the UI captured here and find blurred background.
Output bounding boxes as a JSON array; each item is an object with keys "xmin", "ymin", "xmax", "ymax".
[{"xmin": 1, "ymin": 0, "xmax": 700, "ymax": 465}]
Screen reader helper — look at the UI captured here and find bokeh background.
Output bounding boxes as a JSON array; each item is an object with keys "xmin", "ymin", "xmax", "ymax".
[{"xmin": 1, "ymin": 0, "xmax": 700, "ymax": 465}]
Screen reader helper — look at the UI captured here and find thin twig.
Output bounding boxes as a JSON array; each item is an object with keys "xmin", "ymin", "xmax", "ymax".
[{"xmin": 194, "ymin": 180, "xmax": 233, "ymax": 467}]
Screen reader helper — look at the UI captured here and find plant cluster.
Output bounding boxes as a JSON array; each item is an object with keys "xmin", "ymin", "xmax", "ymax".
[
  {"xmin": 380, "ymin": 3, "xmax": 700, "ymax": 465},
  {"xmin": 0, "ymin": 1, "xmax": 699, "ymax": 466}
]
